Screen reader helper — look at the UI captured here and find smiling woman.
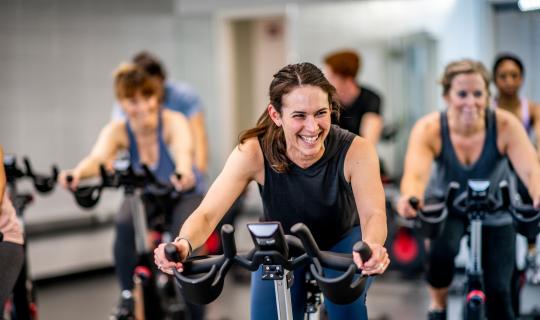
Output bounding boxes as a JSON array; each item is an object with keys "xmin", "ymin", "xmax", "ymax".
[
  {"xmin": 58, "ymin": 62, "xmax": 206, "ymax": 319},
  {"xmin": 154, "ymin": 62, "xmax": 389, "ymax": 320},
  {"xmin": 267, "ymin": 85, "xmax": 332, "ymax": 168},
  {"xmin": 397, "ymin": 58, "xmax": 540, "ymax": 320}
]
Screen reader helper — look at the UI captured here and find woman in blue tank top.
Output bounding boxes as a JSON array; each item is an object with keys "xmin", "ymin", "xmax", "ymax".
[
  {"xmin": 397, "ymin": 59, "xmax": 540, "ymax": 320},
  {"xmin": 59, "ymin": 63, "xmax": 205, "ymax": 319},
  {"xmin": 154, "ymin": 62, "xmax": 389, "ymax": 320}
]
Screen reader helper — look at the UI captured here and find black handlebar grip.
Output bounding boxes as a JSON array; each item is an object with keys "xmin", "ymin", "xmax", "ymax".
[
  {"xmin": 221, "ymin": 224, "xmax": 237, "ymax": 259},
  {"xmin": 446, "ymin": 182, "xmax": 460, "ymax": 207},
  {"xmin": 99, "ymin": 165, "xmax": 111, "ymax": 186},
  {"xmin": 353, "ymin": 241, "xmax": 372, "ymax": 262},
  {"xmin": 141, "ymin": 164, "xmax": 154, "ymax": 180},
  {"xmin": 99, "ymin": 165, "xmax": 108, "ymax": 179},
  {"xmin": 290, "ymin": 223, "xmax": 321, "ymax": 259},
  {"xmin": 409, "ymin": 197, "xmax": 420, "ymax": 210},
  {"xmin": 175, "ymin": 173, "xmax": 182, "ymax": 180},
  {"xmin": 52, "ymin": 165, "xmax": 59, "ymax": 181},
  {"xmin": 0, "ymin": 231, "xmax": 4, "ymax": 242},
  {"xmin": 23, "ymin": 157, "xmax": 34, "ymax": 177},
  {"xmin": 165, "ymin": 243, "xmax": 182, "ymax": 263},
  {"xmin": 499, "ymin": 180, "xmax": 511, "ymax": 209}
]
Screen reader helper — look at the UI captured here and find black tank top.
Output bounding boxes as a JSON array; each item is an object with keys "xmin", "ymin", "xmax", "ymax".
[
  {"xmin": 258, "ymin": 125, "xmax": 359, "ymax": 250},
  {"xmin": 425, "ymin": 109, "xmax": 512, "ymax": 225}
]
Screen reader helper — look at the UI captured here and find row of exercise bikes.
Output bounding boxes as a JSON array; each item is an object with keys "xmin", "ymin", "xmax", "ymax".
[{"xmin": 3, "ymin": 152, "xmax": 540, "ymax": 320}]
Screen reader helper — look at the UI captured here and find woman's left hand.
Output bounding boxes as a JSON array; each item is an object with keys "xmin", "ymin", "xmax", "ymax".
[
  {"xmin": 352, "ymin": 241, "xmax": 390, "ymax": 276},
  {"xmin": 170, "ymin": 170, "xmax": 196, "ymax": 191}
]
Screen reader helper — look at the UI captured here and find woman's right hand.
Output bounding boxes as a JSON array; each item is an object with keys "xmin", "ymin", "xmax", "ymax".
[
  {"xmin": 59, "ymin": 171, "xmax": 80, "ymax": 191},
  {"xmin": 153, "ymin": 240, "xmax": 189, "ymax": 275},
  {"xmin": 396, "ymin": 195, "xmax": 420, "ymax": 218}
]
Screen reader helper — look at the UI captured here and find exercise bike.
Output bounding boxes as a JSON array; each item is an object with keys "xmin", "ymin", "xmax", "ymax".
[
  {"xmin": 67, "ymin": 160, "xmax": 188, "ymax": 320},
  {"xmin": 409, "ymin": 180, "xmax": 540, "ymax": 320},
  {"xmin": 3, "ymin": 155, "xmax": 58, "ymax": 320},
  {"xmin": 164, "ymin": 221, "xmax": 372, "ymax": 320}
]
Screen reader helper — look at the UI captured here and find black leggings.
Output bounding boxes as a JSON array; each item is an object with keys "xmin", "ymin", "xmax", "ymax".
[
  {"xmin": 427, "ymin": 214, "xmax": 516, "ymax": 320},
  {"xmin": 113, "ymin": 193, "xmax": 204, "ymax": 319},
  {"xmin": 0, "ymin": 241, "xmax": 24, "ymax": 315}
]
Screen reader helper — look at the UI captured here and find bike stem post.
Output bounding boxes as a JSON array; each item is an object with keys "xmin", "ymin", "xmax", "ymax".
[
  {"xmin": 128, "ymin": 188, "xmax": 150, "ymax": 255},
  {"xmin": 262, "ymin": 264, "xmax": 294, "ymax": 320},
  {"xmin": 468, "ymin": 218, "xmax": 483, "ymax": 275}
]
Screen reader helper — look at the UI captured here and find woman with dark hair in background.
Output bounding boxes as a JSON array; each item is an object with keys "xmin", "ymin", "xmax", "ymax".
[
  {"xmin": 492, "ymin": 53, "xmax": 540, "ymax": 204},
  {"xmin": 492, "ymin": 53, "xmax": 540, "ymax": 311}
]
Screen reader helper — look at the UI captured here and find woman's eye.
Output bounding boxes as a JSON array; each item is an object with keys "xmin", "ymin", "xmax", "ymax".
[
  {"xmin": 457, "ymin": 91, "xmax": 468, "ymax": 98},
  {"xmin": 473, "ymin": 91, "xmax": 484, "ymax": 98}
]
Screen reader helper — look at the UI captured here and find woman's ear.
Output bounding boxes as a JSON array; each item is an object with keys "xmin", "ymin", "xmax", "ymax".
[
  {"xmin": 268, "ymin": 104, "xmax": 282, "ymax": 127},
  {"xmin": 443, "ymin": 93, "xmax": 450, "ymax": 105}
]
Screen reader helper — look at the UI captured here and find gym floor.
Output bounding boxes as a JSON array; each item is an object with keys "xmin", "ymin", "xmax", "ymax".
[
  {"xmin": 32, "ymin": 266, "xmax": 540, "ymax": 320},
  {"xmin": 34, "ymin": 268, "xmax": 429, "ymax": 320},
  {"xmin": 29, "ymin": 208, "xmax": 540, "ymax": 320}
]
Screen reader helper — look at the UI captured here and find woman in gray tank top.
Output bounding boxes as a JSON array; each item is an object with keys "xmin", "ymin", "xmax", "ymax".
[
  {"xmin": 397, "ymin": 59, "xmax": 540, "ymax": 320},
  {"xmin": 154, "ymin": 62, "xmax": 389, "ymax": 320}
]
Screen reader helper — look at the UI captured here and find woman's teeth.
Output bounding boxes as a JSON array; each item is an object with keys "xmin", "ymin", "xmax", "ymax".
[{"xmin": 300, "ymin": 135, "xmax": 318, "ymax": 144}]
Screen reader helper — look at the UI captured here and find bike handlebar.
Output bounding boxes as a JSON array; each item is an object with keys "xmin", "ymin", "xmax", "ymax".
[
  {"xmin": 3, "ymin": 155, "xmax": 58, "ymax": 194},
  {"xmin": 68, "ymin": 162, "xmax": 184, "ymax": 209},
  {"xmin": 164, "ymin": 222, "xmax": 372, "ymax": 306},
  {"xmin": 408, "ymin": 180, "xmax": 540, "ymax": 240}
]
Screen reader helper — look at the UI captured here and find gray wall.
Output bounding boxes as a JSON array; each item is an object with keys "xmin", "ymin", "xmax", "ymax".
[
  {"xmin": 2, "ymin": 0, "xmax": 539, "ymax": 219},
  {"xmin": 0, "ymin": 0, "xmax": 217, "ymax": 223},
  {"xmin": 493, "ymin": 8, "xmax": 540, "ymax": 102}
]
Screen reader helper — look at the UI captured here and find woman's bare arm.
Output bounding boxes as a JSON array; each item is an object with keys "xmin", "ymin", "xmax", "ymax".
[
  {"xmin": 398, "ymin": 113, "xmax": 439, "ymax": 217},
  {"xmin": 498, "ymin": 109, "xmax": 540, "ymax": 207}
]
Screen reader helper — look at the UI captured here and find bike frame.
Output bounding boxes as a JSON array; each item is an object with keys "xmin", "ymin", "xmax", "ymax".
[
  {"xmin": 462, "ymin": 180, "xmax": 491, "ymax": 320},
  {"xmin": 411, "ymin": 179, "xmax": 540, "ymax": 320},
  {"xmin": 260, "ymin": 263, "xmax": 323, "ymax": 320},
  {"xmin": 166, "ymin": 222, "xmax": 371, "ymax": 320},
  {"xmin": 69, "ymin": 162, "xmax": 187, "ymax": 320},
  {"xmin": 3, "ymin": 156, "xmax": 56, "ymax": 320}
]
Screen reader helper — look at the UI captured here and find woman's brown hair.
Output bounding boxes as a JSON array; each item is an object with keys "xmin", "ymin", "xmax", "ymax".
[
  {"xmin": 440, "ymin": 59, "xmax": 490, "ymax": 97},
  {"xmin": 113, "ymin": 63, "xmax": 164, "ymax": 103},
  {"xmin": 238, "ymin": 62, "xmax": 340, "ymax": 173}
]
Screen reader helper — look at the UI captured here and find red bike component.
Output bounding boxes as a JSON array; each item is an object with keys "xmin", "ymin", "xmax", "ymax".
[
  {"xmin": 392, "ymin": 228, "xmax": 419, "ymax": 263},
  {"xmin": 134, "ymin": 266, "xmax": 152, "ymax": 280},
  {"xmin": 204, "ymin": 230, "xmax": 221, "ymax": 255},
  {"xmin": 466, "ymin": 290, "xmax": 486, "ymax": 304},
  {"xmin": 30, "ymin": 302, "xmax": 38, "ymax": 319}
]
